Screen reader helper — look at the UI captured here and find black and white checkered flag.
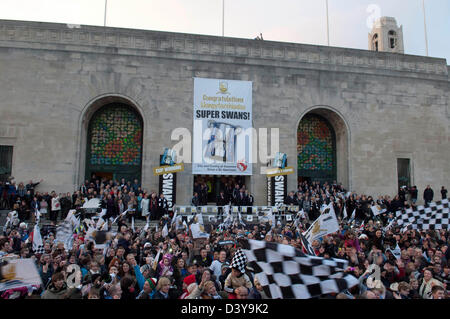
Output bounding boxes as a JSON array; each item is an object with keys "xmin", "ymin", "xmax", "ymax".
[
  {"xmin": 241, "ymin": 239, "xmax": 358, "ymax": 299},
  {"xmin": 231, "ymin": 248, "xmax": 247, "ymax": 273},
  {"xmin": 32, "ymin": 224, "xmax": 45, "ymax": 254},
  {"xmin": 300, "ymin": 232, "xmax": 316, "ymax": 256},
  {"xmin": 396, "ymin": 199, "xmax": 449, "ymax": 230}
]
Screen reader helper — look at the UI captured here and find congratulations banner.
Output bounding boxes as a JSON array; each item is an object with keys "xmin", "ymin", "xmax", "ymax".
[{"xmin": 193, "ymin": 78, "xmax": 252, "ymax": 175}]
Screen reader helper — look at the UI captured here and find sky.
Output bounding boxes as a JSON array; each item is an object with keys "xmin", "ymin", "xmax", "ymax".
[{"xmin": 0, "ymin": 0, "xmax": 449, "ymax": 63}]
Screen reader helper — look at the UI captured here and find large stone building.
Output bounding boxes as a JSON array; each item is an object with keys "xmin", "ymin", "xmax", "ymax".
[{"xmin": 0, "ymin": 19, "xmax": 448, "ymax": 205}]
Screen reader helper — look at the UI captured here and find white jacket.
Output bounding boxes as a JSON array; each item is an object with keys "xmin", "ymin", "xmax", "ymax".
[{"xmin": 141, "ymin": 198, "xmax": 150, "ymax": 216}]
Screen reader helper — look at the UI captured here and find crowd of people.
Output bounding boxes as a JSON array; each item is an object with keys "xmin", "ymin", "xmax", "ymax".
[
  {"xmin": 0, "ymin": 176, "xmax": 448, "ymax": 300},
  {"xmin": 0, "ymin": 175, "xmax": 171, "ymax": 224}
]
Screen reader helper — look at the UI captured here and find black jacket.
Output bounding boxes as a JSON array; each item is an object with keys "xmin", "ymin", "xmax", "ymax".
[
  {"xmin": 284, "ymin": 196, "xmax": 297, "ymax": 205},
  {"xmin": 423, "ymin": 188, "xmax": 434, "ymax": 201},
  {"xmin": 216, "ymin": 195, "xmax": 228, "ymax": 206},
  {"xmin": 152, "ymin": 290, "xmax": 169, "ymax": 299},
  {"xmin": 234, "ymin": 193, "xmax": 247, "ymax": 206}
]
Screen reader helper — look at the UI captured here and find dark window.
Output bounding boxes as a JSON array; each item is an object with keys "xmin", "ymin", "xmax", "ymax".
[
  {"xmin": 0, "ymin": 145, "xmax": 13, "ymax": 182},
  {"xmin": 390, "ymin": 38, "xmax": 396, "ymax": 49},
  {"xmin": 373, "ymin": 34, "xmax": 379, "ymax": 51},
  {"xmin": 397, "ymin": 158, "xmax": 411, "ymax": 190},
  {"xmin": 388, "ymin": 30, "xmax": 397, "ymax": 49}
]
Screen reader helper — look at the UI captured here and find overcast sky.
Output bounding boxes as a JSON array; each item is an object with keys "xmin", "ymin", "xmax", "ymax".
[{"xmin": 0, "ymin": 0, "xmax": 448, "ymax": 62}]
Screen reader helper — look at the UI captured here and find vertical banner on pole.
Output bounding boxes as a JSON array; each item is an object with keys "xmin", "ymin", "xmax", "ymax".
[
  {"xmin": 158, "ymin": 155, "xmax": 177, "ymax": 210},
  {"xmin": 272, "ymin": 175, "xmax": 287, "ymax": 208},
  {"xmin": 267, "ymin": 159, "xmax": 288, "ymax": 207}
]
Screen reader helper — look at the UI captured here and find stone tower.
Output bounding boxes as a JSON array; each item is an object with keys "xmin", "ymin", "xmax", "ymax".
[{"xmin": 369, "ymin": 17, "xmax": 404, "ymax": 53}]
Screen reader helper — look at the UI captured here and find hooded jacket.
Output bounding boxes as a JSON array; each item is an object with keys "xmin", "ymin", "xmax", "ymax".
[{"xmin": 41, "ymin": 282, "xmax": 80, "ymax": 299}]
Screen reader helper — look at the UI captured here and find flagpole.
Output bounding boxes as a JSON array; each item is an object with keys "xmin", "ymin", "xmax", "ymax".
[
  {"xmin": 326, "ymin": 0, "xmax": 330, "ymax": 46},
  {"xmin": 422, "ymin": 0, "xmax": 429, "ymax": 56},
  {"xmin": 222, "ymin": 0, "xmax": 225, "ymax": 37},
  {"xmin": 104, "ymin": 0, "xmax": 108, "ymax": 27}
]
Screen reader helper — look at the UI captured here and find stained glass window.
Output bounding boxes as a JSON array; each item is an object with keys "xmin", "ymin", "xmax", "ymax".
[
  {"xmin": 297, "ymin": 114, "xmax": 336, "ymax": 180},
  {"xmin": 89, "ymin": 105, "xmax": 142, "ymax": 166}
]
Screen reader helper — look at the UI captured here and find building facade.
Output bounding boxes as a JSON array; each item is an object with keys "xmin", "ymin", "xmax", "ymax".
[{"xmin": 0, "ymin": 19, "xmax": 449, "ymax": 205}]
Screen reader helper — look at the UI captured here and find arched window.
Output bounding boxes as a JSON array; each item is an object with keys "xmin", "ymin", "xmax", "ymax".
[
  {"xmin": 388, "ymin": 30, "xmax": 397, "ymax": 49},
  {"xmin": 86, "ymin": 103, "xmax": 143, "ymax": 182},
  {"xmin": 297, "ymin": 114, "xmax": 336, "ymax": 184},
  {"xmin": 372, "ymin": 33, "xmax": 379, "ymax": 51}
]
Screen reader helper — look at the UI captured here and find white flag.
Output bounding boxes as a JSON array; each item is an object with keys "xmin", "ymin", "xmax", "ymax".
[
  {"xmin": 82, "ymin": 198, "xmax": 101, "ymax": 209},
  {"xmin": 370, "ymin": 205, "xmax": 386, "ymax": 217},
  {"xmin": 96, "ymin": 217, "xmax": 106, "ymax": 230},
  {"xmin": 112, "ymin": 209, "xmax": 129, "ymax": 224},
  {"xmin": 238, "ymin": 211, "xmax": 246, "ymax": 226},
  {"xmin": 383, "ymin": 219, "xmax": 395, "ymax": 233},
  {"xmin": 303, "ymin": 202, "xmax": 339, "ymax": 243},
  {"xmin": 153, "ymin": 249, "xmax": 161, "ymax": 271},
  {"xmin": 349, "ymin": 209, "xmax": 356, "ymax": 221},
  {"xmin": 170, "ymin": 211, "xmax": 178, "ymax": 227},
  {"xmin": 190, "ymin": 223, "xmax": 210, "ymax": 239},
  {"xmin": 35, "ymin": 209, "xmax": 41, "ymax": 223},
  {"xmin": 343, "ymin": 206, "xmax": 348, "ymax": 219},
  {"xmin": 161, "ymin": 223, "xmax": 169, "ymax": 238},
  {"xmin": 32, "ymin": 224, "xmax": 43, "ymax": 252}
]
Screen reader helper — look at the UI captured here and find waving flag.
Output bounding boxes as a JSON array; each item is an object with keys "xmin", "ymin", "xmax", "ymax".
[
  {"xmin": 241, "ymin": 239, "xmax": 358, "ymax": 299},
  {"xmin": 32, "ymin": 224, "xmax": 45, "ymax": 254},
  {"xmin": 303, "ymin": 203, "xmax": 339, "ymax": 243},
  {"xmin": 395, "ymin": 199, "xmax": 449, "ymax": 230}
]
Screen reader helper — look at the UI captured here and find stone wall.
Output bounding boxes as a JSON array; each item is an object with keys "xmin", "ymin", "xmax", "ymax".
[{"xmin": 0, "ymin": 20, "xmax": 448, "ymax": 204}]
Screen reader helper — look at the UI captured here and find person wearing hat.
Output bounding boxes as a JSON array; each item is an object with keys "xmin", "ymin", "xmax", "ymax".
[
  {"xmin": 224, "ymin": 250, "xmax": 253, "ymax": 299},
  {"xmin": 157, "ymin": 254, "xmax": 174, "ymax": 278},
  {"xmin": 187, "ymin": 271, "xmax": 225, "ymax": 299},
  {"xmin": 136, "ymin": 277, "xmax": 157, "ymax": 299},
  {"xmin": 179, "ymin": 274, "xmax": 197, "ymax": 299}
]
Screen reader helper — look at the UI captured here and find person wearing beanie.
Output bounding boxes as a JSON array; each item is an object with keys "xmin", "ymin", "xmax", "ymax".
[
  {"xmin": 187, "ymin": 271, "xmax": 226, "ymax": 299},
  {"xmin": 157, "ymin": 254, "xmax": 174, "ymax": 278},
  {"xmin": 136, "ymin": 277, "xmax": 157, "ymax": 299},
  {"xmin": 179, "ymin": 274, "xmax": 197, "ymax": 299}
]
